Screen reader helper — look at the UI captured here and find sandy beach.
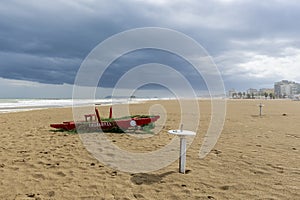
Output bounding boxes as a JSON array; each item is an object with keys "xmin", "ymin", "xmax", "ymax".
[{"xmin": 0, "ymin": 99, "xmax": 299, "ymax": 199}]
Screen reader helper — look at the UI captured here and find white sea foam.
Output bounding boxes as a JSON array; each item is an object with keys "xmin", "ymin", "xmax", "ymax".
[
  {"xmin": 0, "ymin": 99, "xmax": 102, "ymax": 113},
  {"xmin": 0, "ymin": 98, "xmax": 172, "ymax": 113}
]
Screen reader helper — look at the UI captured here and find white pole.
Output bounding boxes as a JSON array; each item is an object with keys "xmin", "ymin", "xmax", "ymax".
[
  {"xmin": 179, "ymin": 136, "xmax": 186, "ymax": 173},
  {"xmin": 168, "ymin": 127, "xmax": 195, "ymax": 174}
]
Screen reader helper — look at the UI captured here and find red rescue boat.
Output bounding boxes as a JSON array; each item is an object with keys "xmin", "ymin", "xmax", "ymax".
[{"xmin": 50, "ymin": 107, "xmax": 160, "ymax": 132}]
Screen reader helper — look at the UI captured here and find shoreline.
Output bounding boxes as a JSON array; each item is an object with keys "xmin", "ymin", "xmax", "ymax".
[
  {"xmin": 0, "ymin": 97, "xmax": 296, "ymax": 114},
  {"xmin": 0, "ymin": 98, "xmax": 172, "ymax": 114}
]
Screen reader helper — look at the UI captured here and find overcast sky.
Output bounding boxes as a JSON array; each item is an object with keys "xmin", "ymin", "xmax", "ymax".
[{"xmin": 1, "ymin": 0, "xmax": 300, "ymax": 98}]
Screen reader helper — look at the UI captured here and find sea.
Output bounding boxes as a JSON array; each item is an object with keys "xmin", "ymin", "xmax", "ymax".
[{"xmin": 0, "ymin": 98, "xmax": 170, "ymax": 114}]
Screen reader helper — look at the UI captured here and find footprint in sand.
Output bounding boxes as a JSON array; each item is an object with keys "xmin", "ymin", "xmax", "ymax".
[
  {"xmin": 56, "ymin": 171, "xmax": 66, "ymax": 177},
  {"xmin": 220, "ymin": 185, "xmax": 230, "ymax": 190},
  {"xmin": 32, "ymin": 173, "xmax": 46, "ymax": 180},
  {"xmin": 133, "ymin": 193, "xmax": 144, "ymax": 199}
]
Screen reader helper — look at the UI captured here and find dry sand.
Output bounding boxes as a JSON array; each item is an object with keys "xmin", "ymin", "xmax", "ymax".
[{"xmin": 0, "ymin": 100, "xmax": 299, "ymax": 199}]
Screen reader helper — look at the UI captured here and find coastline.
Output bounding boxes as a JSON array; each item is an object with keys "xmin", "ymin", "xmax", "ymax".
[
  {"xmin": 1, "ymin": 97, "xmax": 294, "ymax": 114},
  {"xmin": 0, "ymin": 98, "xmax": 177, "ymax": 114}
]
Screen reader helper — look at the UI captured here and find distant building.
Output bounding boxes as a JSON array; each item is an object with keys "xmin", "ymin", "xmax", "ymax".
[
  {"xmin": 247, "ymin": 88, "xmax": 258, "ymax": 95},
  {"xmin": 259, "ymin": 88, "xmax": 274, "ymax": 95},
  {"xmin": 293, "ymin": 94, "xmax": 300, "ymax": 101},
  {"xmin": 291, "ymin": 83, "xmax": 300, "ymax": 95},
  {"xmin": 274, "ymin": 80, "xmax": 300, "ymax": 98},
  {"xmin": 228, "ymin": 89, "xmax": 237, "ymax": 98}
]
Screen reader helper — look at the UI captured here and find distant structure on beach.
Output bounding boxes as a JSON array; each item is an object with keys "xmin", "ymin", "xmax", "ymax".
[
  {"xmin": 228, "ymin": 80, "xmax": 300, "ymax": 99},
  {"xmin": 274, "ymin": 80, "xmax": 300, "ymax": 99}
]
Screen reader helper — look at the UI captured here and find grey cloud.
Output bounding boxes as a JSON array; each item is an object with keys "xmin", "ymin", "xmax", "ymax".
[
  {"xmin": 0, "ymin": 51, "xmax": 80, "ymax": 84},
  {"xmin": 79, "ymin": 49, "xmax": 208, "ymax": 91},
  {"xmin": 0, "ymin": 0, "xmax": 300, "ymax": 92}
]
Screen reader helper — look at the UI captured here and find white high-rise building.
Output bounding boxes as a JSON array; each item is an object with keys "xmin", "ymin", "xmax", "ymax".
[{"xmin": 274, "ymin": 80, "xmax": 300, "ymax": 98}]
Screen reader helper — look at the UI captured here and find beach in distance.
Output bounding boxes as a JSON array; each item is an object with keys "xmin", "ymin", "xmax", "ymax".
[{"xmin": 0, "ymin": 99, "xmax": 299, "ymax": 199}]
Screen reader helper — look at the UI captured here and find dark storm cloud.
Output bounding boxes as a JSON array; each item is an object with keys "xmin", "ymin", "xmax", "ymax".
[
  {"xmin": 1, "ymin": 0, "xmax": 300, "ymax": 91},
  {"xmin": 98, "ymin": 49, "xmax": 207, "ymax": 91},
  {"xmin": 0, "ymin": 51, "xmax": 79, "ymax": 84}
]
